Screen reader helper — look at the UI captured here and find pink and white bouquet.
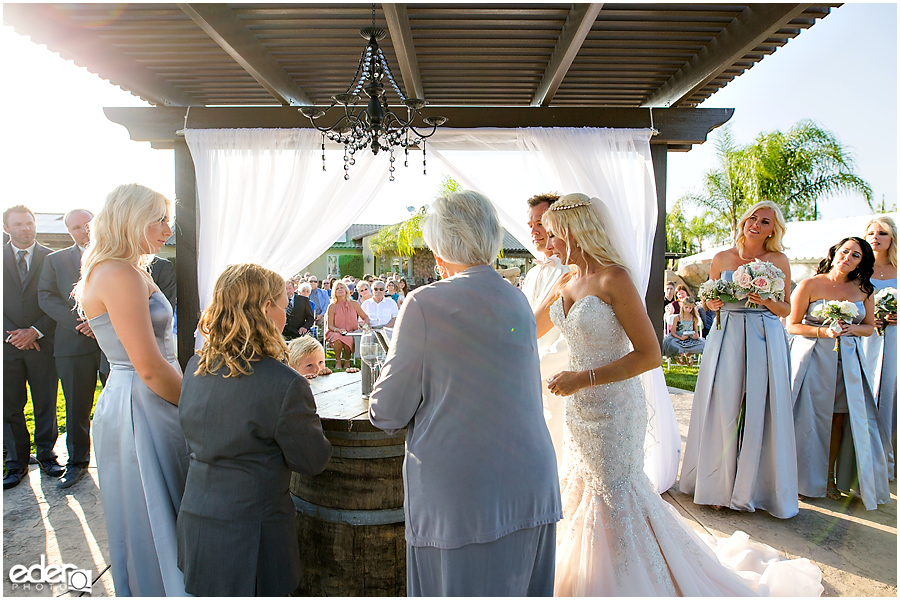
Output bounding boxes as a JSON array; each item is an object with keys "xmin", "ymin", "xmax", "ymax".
[
  {"xmin": 698, "ymin": 278, "xmax": 737, "ymax": 329},
  {"xmin": 731, "ymin": 259, "xmax": 786, "ymax": 308},
  {"xmin": 810, "ymin": 300, "xmax": 859, "ymax": 351},
  {"xmin": 874, "ymin": 287, "xmax": 897, "ymax": 336}
]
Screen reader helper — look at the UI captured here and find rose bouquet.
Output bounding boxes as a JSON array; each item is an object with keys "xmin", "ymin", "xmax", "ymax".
[
  {"xmin": 698, "ymin": 278, "xmax": 738, "ymax": 329},
  {"xmin": 810, "ymin": 300, "xmax": 859, "ymax": 351},
  {"xmin": 874, "ymin": 287, "xmax": 897, "ymax": 336},
  {"xmin": 731, "ymin": 259, "xmax": 786, "ymax": 308}
]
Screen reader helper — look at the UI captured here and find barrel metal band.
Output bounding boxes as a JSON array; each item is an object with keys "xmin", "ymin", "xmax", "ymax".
[
  {"xmin": 292, "ymin": 494, "xmax": 405, "ymax": 525},
  {"xmin": 330, "ymin": 444, "xmax": 405, "ymax": 459}
]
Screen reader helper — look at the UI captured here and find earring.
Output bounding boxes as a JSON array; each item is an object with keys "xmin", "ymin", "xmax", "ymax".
[{"xmin": 434, "ymin": 264, "xmax": 445, "ymax": 279}]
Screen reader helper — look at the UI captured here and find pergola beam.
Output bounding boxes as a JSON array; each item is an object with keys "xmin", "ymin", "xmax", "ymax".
[
  {"xmin": 531, "ymin": 3, "xmax": 603, "ymax": 107},
  {"xmin": 103, "ymin": 106, "xmax": 733, "ymax": 151},
  {"xmin": 643, "ymin": 3, "xmax": 812, "ymax": 108},
  {"xmin": 383, "ymin": 4, "xmax": 425, "ymax": 101},
  {"xmin": 3, "ymin": 4, "xmax": 194, "ymax": 107},
  {"xmin": 177, "ymin": 3, "xmax": 312, "ymax": 106}
]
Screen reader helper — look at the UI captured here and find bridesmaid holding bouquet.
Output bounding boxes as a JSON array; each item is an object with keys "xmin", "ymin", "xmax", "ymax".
[{"xmin": 680, "ymin": 201, "xmax": 799, "ymax": 518}]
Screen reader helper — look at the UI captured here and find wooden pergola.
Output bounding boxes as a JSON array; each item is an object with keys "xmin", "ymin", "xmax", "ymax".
[{"xmin": 4, "ymin": 3, "xmax": 838, "ymax": 364}]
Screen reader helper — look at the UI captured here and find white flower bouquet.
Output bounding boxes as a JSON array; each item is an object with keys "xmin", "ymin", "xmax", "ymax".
[
  {"xmin": 698, "ymin": 278, "xmax": 737, "ymax": 329},
  {"xmin": 810, "ymin": 300, "xmax": 859, "ymax": 351},
  {"xmin": 874, "ymin": 287, "xmax": 897, "ymax": 336},
  {"xmin": 731, "ymin": 259, "xmax": 786, "ymax": 309}
]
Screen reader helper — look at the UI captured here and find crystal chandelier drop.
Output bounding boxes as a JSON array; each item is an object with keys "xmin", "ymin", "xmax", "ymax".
[{"xmin": 299, "ymin": 9, "xmax": 447, "ymax": 182}]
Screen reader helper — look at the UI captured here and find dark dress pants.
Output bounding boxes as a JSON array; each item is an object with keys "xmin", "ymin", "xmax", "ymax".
[
  {"xmin": 58, "ymin": 351, "xmax": 104, "ymax": 468},
  {"xmin": 3, "ymin": 352, "xmax": 59, "ymax": 470}
]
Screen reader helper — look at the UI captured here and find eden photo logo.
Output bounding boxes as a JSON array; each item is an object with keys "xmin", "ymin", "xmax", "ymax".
[{"xmin": 8, "ymin": 554, "xmax": 92, "ymax": 594}]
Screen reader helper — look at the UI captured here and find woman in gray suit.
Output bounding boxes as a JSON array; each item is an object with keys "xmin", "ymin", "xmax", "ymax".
[
  {"xmin": 177, "ymin": 263, "xmax": 332, "ymax": 596},
  {"xmin": 369, "ymin": 191, "xmax": 562, "ymax": 596}
]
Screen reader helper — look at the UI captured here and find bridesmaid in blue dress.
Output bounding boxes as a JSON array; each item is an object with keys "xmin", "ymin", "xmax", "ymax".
[
  {"xmin": 74, "ymin": 184, "xmax": 189, "ymax": 596},
  {"xmin": 680, "ymin": 201, "xmax": 799, "ymax": 518},
  {"xmin": 787, "ymin": 237, "xmax": 890, "ymax": 510},
  {"xmin": 863, "ymin": 216, "xmax": 897, "ymax": 478}
]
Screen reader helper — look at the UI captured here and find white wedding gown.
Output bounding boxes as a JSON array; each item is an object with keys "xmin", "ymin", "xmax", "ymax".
[{"xmin": 551, "ymin": 295, "xmax": 823, "ymax": 596}]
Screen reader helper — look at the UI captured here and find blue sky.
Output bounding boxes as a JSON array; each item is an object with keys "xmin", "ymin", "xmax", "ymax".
[{"xmin": 1, "ymin": 3, "xmax": 896, "ymax": 225}]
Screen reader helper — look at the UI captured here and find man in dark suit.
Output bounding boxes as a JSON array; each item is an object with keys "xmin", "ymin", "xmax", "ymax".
[
  {"xmin": 38, "ymin": 209, "xmax": 105, "ymax": 489},
  {"xmin": 150, "ymin": 256, "xmax": 176, "ymax": 311},
  {"xmin": 282, "ymin": 279, "xmax": 314, "ymax": 340},
  {"xmin": 3, "ymin": 205, "xmax": 61, "ymax": 489}
]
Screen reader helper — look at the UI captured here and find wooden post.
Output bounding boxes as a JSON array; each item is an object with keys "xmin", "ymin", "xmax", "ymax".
[
  {"xmin": 648, "ymin": 144, "xmax": 668, "ymax": 346},
  {"xmin": 174, "ymin": 139, "xmax": 199, "ymax": 372}
]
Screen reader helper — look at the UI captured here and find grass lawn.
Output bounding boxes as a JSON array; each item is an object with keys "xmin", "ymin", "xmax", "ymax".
[
  {"xmin": 21, "ymin": 382, "xmax": 104, "ymax": 454},
  {"xmin": 662, "ymin": 363, "xmax": 700, "ymax": 391}
]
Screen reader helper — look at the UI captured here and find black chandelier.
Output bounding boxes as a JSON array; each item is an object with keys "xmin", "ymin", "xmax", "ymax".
[{"xmin": 299, "ymin": 10, "xmax": 447, "ymax": 181}]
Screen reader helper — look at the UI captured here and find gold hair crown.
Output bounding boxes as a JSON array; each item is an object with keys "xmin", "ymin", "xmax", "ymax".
[{"xmin": 549, "ymin": 200, "xmax": 591, "ymax": 211}]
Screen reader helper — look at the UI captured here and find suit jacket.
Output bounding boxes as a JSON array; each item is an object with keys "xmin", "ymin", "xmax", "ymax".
[
  {"xmin": 150, "ymin": 256, "xmax": 177, "ymax": 311},
  {"xmin": 39, "ymin": 244, "xmax": 101, "ymax": 358},
  {"xmin": 283, "ymin": 294, "xmax": 314, "ymax": 340},
  {"xmin": 4, "ymin": 241, "xmax": 55, "ymax": 358},
  {"xmin": 178, "ymin": 355, "xmax": 332, "ymax": 596}
]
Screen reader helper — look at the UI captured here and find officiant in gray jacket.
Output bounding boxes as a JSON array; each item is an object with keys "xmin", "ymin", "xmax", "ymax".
[{"xmin": 369, "ymin": 191, "xmax": 562, "ymax": 597}]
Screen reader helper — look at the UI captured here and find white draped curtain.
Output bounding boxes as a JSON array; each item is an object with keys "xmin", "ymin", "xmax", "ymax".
[{"xmin": 184, "ymin": 126, "xmax": 679, "ymax": 492}]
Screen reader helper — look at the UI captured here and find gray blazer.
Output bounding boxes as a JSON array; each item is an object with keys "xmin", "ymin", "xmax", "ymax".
[
  {"xmin": 38, "ymin": 244, "xmax": 100, "ymax": 358},
  {"xmin": 177, "ymin": 355, "xmax": 332, "ymax": 596},
  {"xmin": 369, "ymin": 264, "xmax": 562, "ymax": 549}
]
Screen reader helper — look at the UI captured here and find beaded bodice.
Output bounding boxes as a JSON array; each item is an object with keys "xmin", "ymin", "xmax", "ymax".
[{"xmin": 550, "ymin": 296, "xmax": 647, "ymax": 497}]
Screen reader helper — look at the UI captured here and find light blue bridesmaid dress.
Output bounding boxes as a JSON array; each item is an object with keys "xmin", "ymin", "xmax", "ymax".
[
  {"xmin": 89, "ymin": 292, "xmax": 190, "ymax": 596},
  {"xmin": 680, "ymin": 271, "xmax": 799, "ymax": 519},
  {"xmin": 862, "ymin": 277, "xmax": 897, "ymax": 478},
  {"xmin": 789, "ymin": 299, "xmax": 891, "ymax": 510}
]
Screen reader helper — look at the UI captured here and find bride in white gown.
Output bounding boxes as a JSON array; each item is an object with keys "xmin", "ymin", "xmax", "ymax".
[{"xmin": 536, "ymin": 193, "xmax": 823, "ymax": 597}]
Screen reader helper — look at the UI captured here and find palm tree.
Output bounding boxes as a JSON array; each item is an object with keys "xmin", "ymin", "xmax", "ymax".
[
  {"xmin": 745, "ymin": 120, "xmax": 873, "ymax": 220},
  {"xmin": 678, "ymin": 126, "xmax": 751, "ymax": 238}
]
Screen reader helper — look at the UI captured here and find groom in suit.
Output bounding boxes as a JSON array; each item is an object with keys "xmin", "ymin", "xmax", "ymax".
[
  {"xmin": 3, "ymin": 205, "xmax": 61, "ymax": 490},
  {"xmin": 39, "ymin": 209, "xmax": 106, "ymax": 489}
]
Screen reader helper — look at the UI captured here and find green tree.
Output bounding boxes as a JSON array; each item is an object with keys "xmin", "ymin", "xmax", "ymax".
[
  {"xmin": 745, "ymin": 120, "xmax": 873, "ymax": 220},
  {"xmin": 679, "ymin": 126, "xmax": 751, "ymax": 239}
]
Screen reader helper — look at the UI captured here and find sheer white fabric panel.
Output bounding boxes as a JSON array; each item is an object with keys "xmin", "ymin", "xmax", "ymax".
[
  {"xmin": 185, "ymin": 128, "xmax": 387, "ymax": 343},
  {"xmin": 426, "ymin": 127, "xmax": 679, "ymax": 493}
]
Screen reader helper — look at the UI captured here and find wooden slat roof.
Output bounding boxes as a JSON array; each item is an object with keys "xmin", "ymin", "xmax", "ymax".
[{"xmin": 4, "ymin": 3, "xmax": 837, "ymax": 109}]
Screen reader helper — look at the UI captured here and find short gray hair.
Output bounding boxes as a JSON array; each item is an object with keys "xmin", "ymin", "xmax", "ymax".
[
  {"xmin": 297, "ymin": 282, "xmax": 312, "ymax": 294},
  {"xmin": 422, "ymin": 190, "xmax": 502, "ymax": 266}
]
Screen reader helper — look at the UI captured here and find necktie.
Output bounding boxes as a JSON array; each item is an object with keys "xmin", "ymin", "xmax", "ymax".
[
  {"xmin": 16, "ymin": 249, "xmax": 27, "ymax": 282},
  {"xmin": 287, "ymin": 296, "xmax": 294, "ymax": 315}
]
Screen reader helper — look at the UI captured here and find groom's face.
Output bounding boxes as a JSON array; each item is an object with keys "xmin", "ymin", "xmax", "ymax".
[{"xmin": 527, "ymin": 202, "xmax": 552, "ymax": 255}]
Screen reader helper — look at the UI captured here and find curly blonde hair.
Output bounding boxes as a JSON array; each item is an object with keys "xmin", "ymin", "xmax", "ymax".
[
  {"xmin": 734, "ymin": 201, "xmax": 787, "ymax": 254},
  {"xmin": 73, "ymin": 184, "xmax": 170, "ymax": 315},
  {"xmin": 540, "ymin": 193, "xmax": 628, "ymax": 272},
  {"xmin": 194, "ymin": 263, "xmax": 288, "ymax": 378},
  {"xmin": 865, "ymin": 215, "xmax": 897, "ymax": 267}
]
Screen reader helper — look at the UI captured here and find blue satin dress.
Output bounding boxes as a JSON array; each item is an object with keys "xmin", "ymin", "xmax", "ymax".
[
  {"xmin": 862, "ymin": 278, "xmax": 897, "ymax": 478},
  {"xmin": 90, "ymin": 292, "xmax": 190, "ymax": 596},
  {"xmin": 789, "ymin": 299, "xmax": 891, "ymax": 510},
  {"xmin": 680, "ymin": 271, "xmax": 799, "ymax": 518}
]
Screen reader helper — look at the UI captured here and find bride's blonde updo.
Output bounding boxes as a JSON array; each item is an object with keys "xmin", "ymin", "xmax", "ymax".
[{"xmin": 541, "ymin": 192, "xmax": 628, "ymax": 272}]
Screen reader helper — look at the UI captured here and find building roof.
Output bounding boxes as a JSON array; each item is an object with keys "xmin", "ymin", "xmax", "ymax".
[
  {"xmin": 678, "ymin": 211, "xmax": 900, "ymax": 268},
  {"xmin": 334, "ymin": 223, "xmax": 387, "ymax": 248},
  {"xmin": 359, "ymin": 223, "xmax": 529, "ymax": 253},
  {"xmin": 4, "ymin": 4, "xmax": 835, "ymax": 111}
]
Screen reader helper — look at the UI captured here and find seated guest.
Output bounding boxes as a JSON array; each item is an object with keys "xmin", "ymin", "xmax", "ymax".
[
  {"xmin": 663, "ymin": 281, "xmax": 676, "ymax": 313},
  {"xmin": 665, "ymin": 284, "xmax": 689, "ymax": 317},
  {"xmin": 697, "ymin": 301, "xmax": 716, "ymax": 339},
  {"xmin": 287, "ymin": 336, "xmax": 328, "ymax": 379},
  {"xmin": 386, "ymin": 279, "xmax": 404, "ymax": 306},
  {"xmin": 177, "ymin": 263, "xmax": 332, "ymax": 596},
  {"xmin": 662, "ymin": 298, "xmax": 705, "ymax": 366},
  {"xmin": 369, "ymin": 190, "xmax": 561, "ymax": 596},
  {"xmin": 282, "ymin": 279, "xmax": 314, "ymax": 340},
  {"xmin": 355, "ymin": 281, "xmax": 373, "ymax": 304},
  {"xmin": 324, "ymin": 281, "xmax": 369, "ymax": 373},
  {"xmin": 361, "ymin": 281, "xmax": 399, "ymax": 328}
]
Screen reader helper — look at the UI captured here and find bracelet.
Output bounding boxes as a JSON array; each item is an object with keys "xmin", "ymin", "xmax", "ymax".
[
  {"xmin": 588, "ymin": 368, "xmax": 596, "ymax": 387},
  {"xmin": 815, "ymin": 326, "xmax": 820, "ymax": 338}
]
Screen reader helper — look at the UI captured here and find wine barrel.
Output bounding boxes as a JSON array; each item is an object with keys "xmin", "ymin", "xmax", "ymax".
[{"xmin": 291, "ymin": 372, "xmax": 406, "ymax": 596}]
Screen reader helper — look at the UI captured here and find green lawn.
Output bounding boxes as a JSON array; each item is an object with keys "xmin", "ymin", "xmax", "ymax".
[
  {"xmin": 662, "ymin": 363, "xmax": 700, "ymax": 391},
  {"xmin": 22, "ymin": 382, "xmax": 104, "ymax": 452}
]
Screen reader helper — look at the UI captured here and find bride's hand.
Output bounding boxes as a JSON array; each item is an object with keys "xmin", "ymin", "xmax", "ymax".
[{"xmin": 547, "ymin": 370, "xmax": 588, "ymax": 396}]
